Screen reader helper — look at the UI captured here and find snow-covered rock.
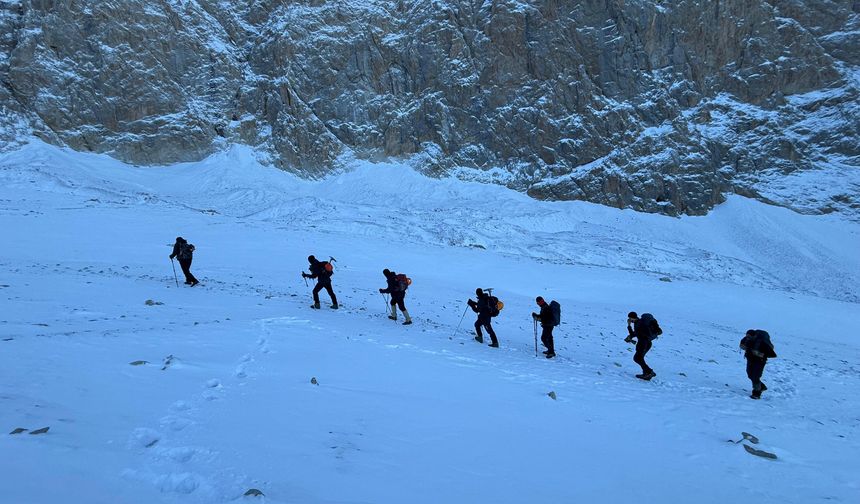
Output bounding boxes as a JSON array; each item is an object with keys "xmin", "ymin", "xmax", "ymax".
[{"xmin": 1, "ymin": 0, "xmax": 858, "ymax": 216}]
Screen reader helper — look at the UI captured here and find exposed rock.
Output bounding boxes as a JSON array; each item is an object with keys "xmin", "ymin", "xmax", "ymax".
[
  {"xmin": 29, "ymin": 426, "xmax": 49, "ymax": 435},
  {"xmin": 743, "ymin": 443, "xmax": 778, "ymax": 460},
  {"xmin": 1, "ymin": 0, "xmax": 858, "ymax": 216}
]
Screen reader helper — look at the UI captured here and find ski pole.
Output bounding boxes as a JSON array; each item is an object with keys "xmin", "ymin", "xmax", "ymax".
[
  {"xmin": 170, "ymin": 258, "xmax": 179, "ymax": 287},
  {"xmin": 302, "ymin": 272, "xmax": 308, "ymax": 288},
  {"xmin": 452, "ymin": 304, "xmax": 469, "ymax": 338},
  {"xmin": 381, "ymin": 293, "xmax": 389, "ymax": 314},
  {"xmin": 534, "ymin": 318, "xmax": 538, "ymax": 357}
]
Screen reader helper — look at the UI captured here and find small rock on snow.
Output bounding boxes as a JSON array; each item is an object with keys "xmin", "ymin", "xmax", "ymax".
[{"xmin": 743, "ymin": 444, "xmax": 777, "ymax": 460}]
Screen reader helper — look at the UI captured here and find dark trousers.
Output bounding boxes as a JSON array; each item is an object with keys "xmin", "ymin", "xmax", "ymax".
[
  {"xmin": 634, "ymin": 339, "xmax": 653, "ymax": 374},
  {"xmin": 178, "ymin": 258, "xmax": 197, "ymax": 284},
  {"xmin": 475, "ymin": 316, "xmax": 498, "ymax": 345},
  {"xmin": 390, "ymin": 292, "xmax": 406, "ymax": 311},
  {"xmin": 746, "ymin": 357, "xmax": 767, "ymax": 392},
  {"xmin": 313, "ymin": 281, "xmax": 337, "ymax": 305},
  {"xmin": 541, "ymin": 325, "xmax": 555, "ymax": 353}
]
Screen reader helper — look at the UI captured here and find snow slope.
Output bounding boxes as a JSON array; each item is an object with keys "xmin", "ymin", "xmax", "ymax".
[{"xmin": 0, "ymin": 141, "xmax": 858, "ymax": 503}]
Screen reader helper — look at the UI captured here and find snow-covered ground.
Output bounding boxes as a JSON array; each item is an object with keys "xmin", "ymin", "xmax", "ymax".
[{"xmin": 1, "ymin": 141, "xmax": 858, "ymax": 504}]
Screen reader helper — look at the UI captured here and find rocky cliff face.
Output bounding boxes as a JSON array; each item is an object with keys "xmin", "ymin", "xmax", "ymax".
[{"xmin": 1, "ymin": 0, "xmax": 858, "ymax": 216}]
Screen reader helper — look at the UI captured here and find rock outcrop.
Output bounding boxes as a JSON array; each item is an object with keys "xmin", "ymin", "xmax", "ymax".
[{"xmin": 1, "ymin": 0, "xmax": 858, "ymax": 216}]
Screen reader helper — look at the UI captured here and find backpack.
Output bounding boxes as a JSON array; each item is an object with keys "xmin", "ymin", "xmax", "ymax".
[
  {"xmin": 549, "ymin": 301, "xmax": 561, "ymax": 326},
  {"xmin": 178, "ymin": 242, "xmax": 195, "ymax": 261},
  {"xmin": 395, "ymin": 273, "xmax": 411, "ymax": 292},
  {"xmin": 754, "ymin": 330, "xmax": 777, "ymax": 358},
  {"xmin": 640, "ymin": 313, "xmax": 662, "ymax": 340},
  {"xmin": 322, "ymin": 261, "xmax": 334, "ymax": 276},
  {"xmin": 488, "ymin": 296, "xmax": 503, "ymax": 317}
]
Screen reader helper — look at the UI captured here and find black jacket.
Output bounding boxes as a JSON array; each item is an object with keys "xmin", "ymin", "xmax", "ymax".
[
  {"xmin": 380, "ymin": 272, "xmax": 401, "ymax": 294},
  {"xmin": 630, "ymin": 318, "xmax": 653, "ymax": 341},
  {"xmin": 307, "ymin": 260, "xmax": 332, "ymax": 283},
  {"xmin": 535, "ymin": 304, "xmax": 554, "ymax": 327},
  {"xmin": 469, "ymin": 293, "xmax": 493, "ymax": 318},
  {"xmin": 170, "ymin": 239, "xmax": 194, "ymax": 261},
  {"xmin": 741, "ymin": 330, "xmax": 777, "ymax": 360}
]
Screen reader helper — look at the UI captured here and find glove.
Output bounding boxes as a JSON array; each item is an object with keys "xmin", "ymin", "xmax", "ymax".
[
  {"xmin": 624, "ymin": 336, "xmax": 634, "ymax": 344},
  {"xmin": 379, "ymin": 288, "xmax": 384, "ymax": 293},
  {"xmin": 532, "ymin": 312, "xmax": 539, "ymax": 319},
  {"xmin": 301, "ymin": 273, "xmax": 308, "ymax": 278}
]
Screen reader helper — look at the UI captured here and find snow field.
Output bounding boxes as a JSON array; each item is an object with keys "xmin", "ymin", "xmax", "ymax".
[{"xmin": 0, "ymin": 141, "xmax": 859, "ymax": 503}]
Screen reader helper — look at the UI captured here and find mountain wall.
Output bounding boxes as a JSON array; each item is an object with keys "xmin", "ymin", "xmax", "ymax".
[{"xmin": 1, "ymin": 0, "xmax": 858, "ymax": 216}]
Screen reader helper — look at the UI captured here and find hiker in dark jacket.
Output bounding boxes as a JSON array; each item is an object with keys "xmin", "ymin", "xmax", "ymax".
[
  {"xmin": 532, "ymin": 296, "xmax": 555, "ymax": 358},
  {"xmin": 302, "ymin": 255, "xmax": 338, "ymax": 310},
  {"xmin": 624, "ymin": 311, "xmax": 661, "ymax": 380},
  {"xmin": 467, "ymin": 288, "xmax": 498, "ymax": 348},
  {"xmin": 169, "ymin": 236, "xmax": 198, "ymax": 286},
  {"xmin": 740, "ymin": 329, "xmax": 777, "ymax": 399},
  {"xmin": 379, "ymin": 269, "xmax": 412, "ymax": 325}
]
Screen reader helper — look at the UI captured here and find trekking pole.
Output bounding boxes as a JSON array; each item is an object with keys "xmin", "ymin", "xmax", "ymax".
[
  {"xmin": 452, "ymin": 304, "xmax": 469, "ymax": 338},
  {"xmin": 170, "ymin": 258, "xmax": 179, "ymax": 287},
  {"xmin": 381, "ymin": 293, "xmax": 389, "ymax": 314},
  {"xmin": 302, "ymin": 272, "xmax": 308, "ymax": 288},
  {"xmin": 534, "ymin": 318, "xmax": 539, "ymax": 357}
]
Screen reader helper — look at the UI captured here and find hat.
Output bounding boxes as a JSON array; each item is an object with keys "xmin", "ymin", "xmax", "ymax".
[
  {"xmin": 536, "ymin": 296, "xmax": 545, "ymax": 304},
  {"xmin": 627, "ymin": 311, "xmax": 638, "ymax": 320},
  {"xmin": 308, "ymin": 255, "xmax": 316, "ymax": 263}
]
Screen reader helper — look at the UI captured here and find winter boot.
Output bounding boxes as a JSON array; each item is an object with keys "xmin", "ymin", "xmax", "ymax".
[
  {"xmin": 388, "ymin": 305, "xmax": 397, "ymax": 321},
  {"xmin": 545, "ymin": 352, "xmax": 556, "ymax": 359},
  {"xmin": 474, "ymin": 334, "xmax": 484, "ymax": 344},
  {"xmin": 331, "ymin": 304, "xmax": 339, "ymax": 310},
  {"xmin": 488, "ymin": 342, "xmax": 499, "ymax": 348},
  {"xmin": 311, "ymin": 302, "xmax": 321, "ymax": 309},
  {"xmin": 402, "ymin": 310, "xmax": 412, "ymax": 325}
]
